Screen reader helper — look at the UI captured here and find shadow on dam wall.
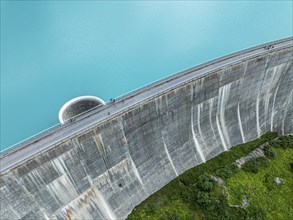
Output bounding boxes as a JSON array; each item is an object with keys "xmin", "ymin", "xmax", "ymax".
[{"xmin": 1, "ymin": 39, "xmax": 293, "ymax": 220}]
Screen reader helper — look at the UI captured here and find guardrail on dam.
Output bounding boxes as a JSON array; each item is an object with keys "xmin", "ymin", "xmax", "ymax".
[{"xmin": 1, "ymin": 38, "xmax": 292, "ymax": 220}]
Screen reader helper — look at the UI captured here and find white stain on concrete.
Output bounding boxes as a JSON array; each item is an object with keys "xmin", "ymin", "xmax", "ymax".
[
  {"xmin": 60, "ymin": 188, "xmax": 116, "ymax": 220},
  {"xmin": 119, "ymin": 120, "xmax": 149, "ymax": 195},
  {"xmin": 197, "ymin": 103, "xmax": 207, "ymax": 149},
  {"xmin": 282, "ymin": 90, "xmax": 293, "ymax": 135},
  {"xmin": 255, "ymin": 95, "xmax": 261, "ymax": 137},
  {"xmin": 129, "ymin": 157, "xmax": 148, "ymax": 195},
  {"xmin": 216, "ymin": 115, "xmax": 227, "ymax": 150},
  {"xmin": 237, "ymin": 103, "xmax": 246, "ymax": 143},
  {"xmin": 162, "ymin": 138, "xmax": 178, "ymax": 176},
  {"xmin": 209, "ymin": 98, "xmax": 216, "ymax": 138},
  {"xmin": 216, "ymin": 83, "xmax": 232, "ymax": 150},
  {"xmin": 271, "ymin": 82, "xmax": 280, "ymax": 131},
  {"xmin": 94, "ymin": 133, "xmax": 107, "ymax": 157},
  {"xmin": 53, "ymin": 157, "xmax": 79, "ymax": 189},
  {"xmin": 95, "ymin": 189, "xmax": 117, "ymax": 220},
  {"xmin": 10, "ymin": 207, "xmax": 21, "ymax": 219},
  {"xmin": 264, "ymin": 93, "xmax": 271, "ymax": 130},
  {"xmin": 191, "ymin": 107, "xmax": 206, "ymax": 163},
  {"xmin": 43, "ymin": 213, "xmax": 50, "ymax": 220},
  {"xmin": 47, "ymin": 174, "xmax": 78, "ymax": 205},
  {"xmin": 264, "ymin": 64, "xmax": 283, "ymax": 130}
]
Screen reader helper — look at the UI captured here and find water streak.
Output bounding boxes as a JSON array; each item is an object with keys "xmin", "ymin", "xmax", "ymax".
[
  {"xmin": 162, "ymin": 138, "xmax": 178, "ymax": 176},
  {"xmin": 191, "ymin": 107, "xmax": 206, "ymax": 163},
  {"xmin": 129, "ymin": 157, "xmax": 148, "ymax": 195},
  {"xmin": 216, "ymin": 115, "xmax": 228, "ymax": 150},
  {"xmin": 271, "ymin": 81, "xmax": 280, "ymax": 131},
  {"xmin": 219, "ymin": 84, "xmax": 231, "ymax": 147},
  {"xmin": 209, "ymin": 98, "xmax": 216, "ymax": 138},
  {"xmin": 119, "ymin": 119, "xmax": 148, "ymax": 195},
  {"xmin": 197, "ymin": 103, "xmax": 207, "ymax": 148},
  {"xmin": 94, "ymin": 189, "xmax": 117, "ymax": 220},
  {"xmin": 216, "ymin": 83, "xmax": 232, "ymax": 150},
  {"xmin": 282, "ymin": 90, "xmax": 293, "ymax": 135},
  {"xmin": 255, "ymin": 95, "xmax": 261, "ymax": 137},
  {"xmin": 237, "ymin": 103, "xmax": 245, "ymax": 143},
  {"xmin": 264, "ymin": 65, "xmax": 278, "ymax": 130},
  {"xmin": 10, "ymin": 208, "xmax": 20, "ymax": 219}
]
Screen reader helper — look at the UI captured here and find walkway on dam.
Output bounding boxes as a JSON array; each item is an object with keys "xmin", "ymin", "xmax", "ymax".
[{"xmin": 1, "ymin": 37, "xmax": 292, "ymax": 173}]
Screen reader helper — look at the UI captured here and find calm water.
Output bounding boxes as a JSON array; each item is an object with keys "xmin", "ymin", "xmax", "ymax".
[{"xmin": 1, "ymin": 1, "xmax": 292, "ymax": 150}]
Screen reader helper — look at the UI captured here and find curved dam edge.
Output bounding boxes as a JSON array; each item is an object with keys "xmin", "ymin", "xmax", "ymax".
[
  {"xmin": 0, "ymin": 37, "xmax": 291, "ymax": 170},
  {"xmin": 0, "ymin": 38, "xmax": 292, "ymax": 220}
]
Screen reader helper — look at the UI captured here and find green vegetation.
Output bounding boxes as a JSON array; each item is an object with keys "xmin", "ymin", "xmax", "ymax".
[
  {"xmin": 227, "ymin": 147, "xmax": 293, "ymax": 219},
  {"xmin": 215, "ymin": 163, "xmax": 238, "ymax": 179},
  {"xmin": 127, "ymin": 133, "xmax": 293, "ymax": 220},
  {"xmin": 241, "ymin": 157, "xmax": 270, "ymax": 174},
  {"xmin": 263, "ymin": 145, "xmax": 277, "ymax": 159}
]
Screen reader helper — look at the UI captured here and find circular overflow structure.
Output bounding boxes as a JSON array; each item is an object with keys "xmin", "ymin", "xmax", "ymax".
[{"xmin": 58, "ymin": 96, "xmax": 106, "ymax": 124}]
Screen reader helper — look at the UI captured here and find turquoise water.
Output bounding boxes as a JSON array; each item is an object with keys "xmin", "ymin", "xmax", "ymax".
[{"xmin": 1, "ymin": 1, "xmax": 292, "ymax": 150}]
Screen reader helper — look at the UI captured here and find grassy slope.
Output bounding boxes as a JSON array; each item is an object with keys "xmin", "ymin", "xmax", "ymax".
[
  {"xmin": 226, "ymin": 147, "xmax": 293, "ymax": 219},
  {"xmin": 127, "ymin": 132, "xmax": 293, "ymax": 220}
]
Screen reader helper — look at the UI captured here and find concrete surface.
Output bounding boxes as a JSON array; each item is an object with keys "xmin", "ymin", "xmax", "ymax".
[{"xmin": 0, "ymin": 38, "xmax": 292, "ymax": 220}]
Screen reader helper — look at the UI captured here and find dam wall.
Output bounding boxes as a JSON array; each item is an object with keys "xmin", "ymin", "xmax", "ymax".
[{"xmin": 1, "ymin": 39, "xmax": 292, "ymax": 220}]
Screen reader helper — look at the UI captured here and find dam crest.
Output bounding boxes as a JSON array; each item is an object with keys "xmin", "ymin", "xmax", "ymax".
[{"xmin": 0, "ymin": 38, "xmax": 292, "ymax": 220}]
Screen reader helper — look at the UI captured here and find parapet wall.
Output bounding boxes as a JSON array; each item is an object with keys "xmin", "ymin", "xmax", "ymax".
[{"xmin": 1, "ymin": 40, "xmax": 292, "ymax": 220}]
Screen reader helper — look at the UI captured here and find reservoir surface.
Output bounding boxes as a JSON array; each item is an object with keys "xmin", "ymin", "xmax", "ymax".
[{"xmin": 1, "ymin": 1, "xmax": 292, "ymax": 150}]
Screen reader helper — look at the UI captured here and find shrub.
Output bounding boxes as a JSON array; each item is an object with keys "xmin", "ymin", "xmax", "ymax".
[
  {"xmin": 196, "ymin": 174, "xmax": 215, "ymax": 192},
  {"xmin": 215, "ymin": 163, "xmax": 238, "ymax": 179},
  {"xmin": 260, "ymin": 131, "xmax": 278, "ymax": 141},
  {"xmin": 204, "ymin": 193, "xmax": 233, "ymax": 219},
  {"xmin": 159, "ymin": 210, "xmax": 180, "ymax": 220},
  {"xmin": 255, "ymin": 157, "xmax": 270, "ymax": 168},
  {"xmin": 242, "ymin": 160, "xmax": 259, "ymax": 173},
  {"xmin": 284, "ymin": 135, "xmax": 293, "ymax": 148},
  {"xmin": 269, "ymin": 139, "xmax": 283, "ymax": 148},
  {"xmin": 159, "ymin": 208, "xmax": 194, "ymax": 220},
  {"xmin": 180, "ymin": 186, "xmax": 198, "ymax": 204},
  {"xmin": 269, "ymin": 135, "xmax": 293, "ymax": 149},
  {"xmin": 263, "ymin": 145, "xmax": 276, "ymax": 159},
  {"xmin": 242, "ymin": 157, "xmax": 270, "ymax": 173},
  {"xmin": 245, "ymin": 207, "xmax": 268, "ymax": 220},
  {"xmin": 196, "ymin": 191, "xmax": 213, "ymax": 209}
]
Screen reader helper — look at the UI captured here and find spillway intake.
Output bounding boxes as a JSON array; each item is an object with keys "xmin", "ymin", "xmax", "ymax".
[{"xmin": 58, "ymin": 96, "xmax": 106, "ymax": 124}]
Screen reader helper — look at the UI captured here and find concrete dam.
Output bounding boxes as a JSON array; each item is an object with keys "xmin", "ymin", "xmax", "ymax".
[{"xmin": 1, "ymin": 38, "xmax": 292, "ymax": 220}]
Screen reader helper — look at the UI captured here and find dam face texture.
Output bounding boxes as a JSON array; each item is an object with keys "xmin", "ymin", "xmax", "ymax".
[{"xmin": 0, "ymin": 38, "xmax": 292, "ymax": 220}]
